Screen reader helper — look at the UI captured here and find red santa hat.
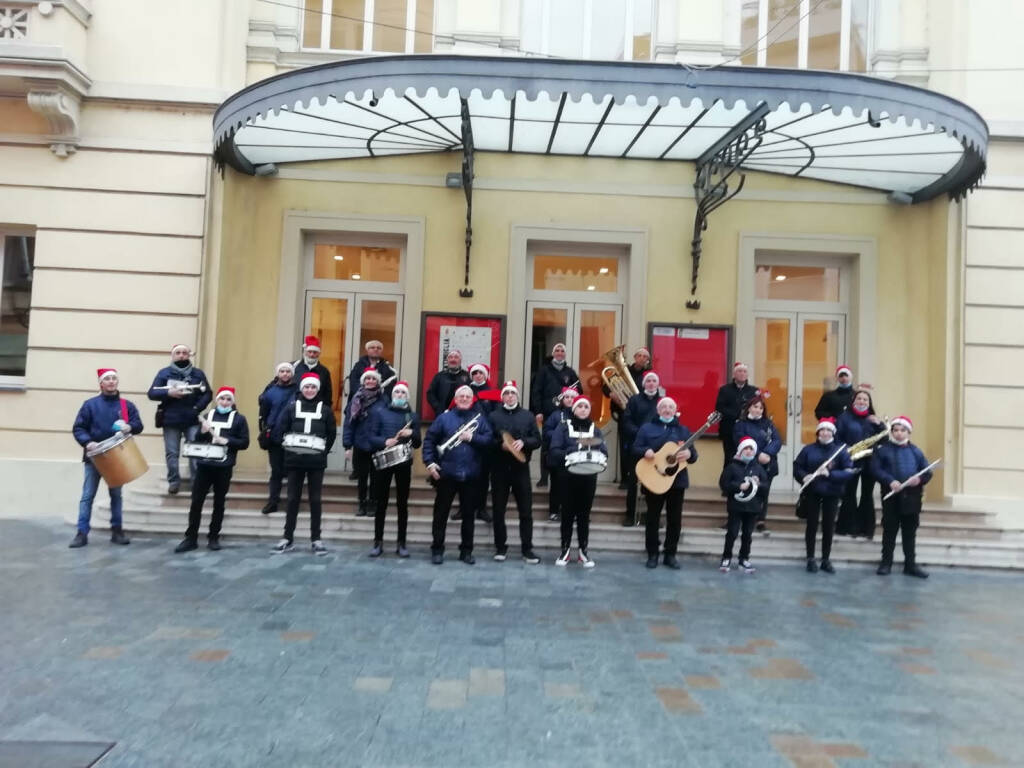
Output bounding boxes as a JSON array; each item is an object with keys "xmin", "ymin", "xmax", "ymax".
[
  {"xmin": 559, "ymin": 386, "xmax": 579, "ymax": 404},
  {"xmin": 300, "ymin": 372, "xmax": 321, "ymax": 391},
  {"xmin": 392, "ymin": 380, "xmax": 410, "ymax": 396},
  {"xmin": 303, "ymin": 335, "xmax": 321, "ymax": 352},
  {"xmin": 816, "ymin": 417, "xmax": 837, "ymax": 434},
  {"xmin": 360, "ymin": 366, "xmax": 381, "ymax": 385},
  {"xmin": 736, "ymin": 437, "xmax": 758, "ymax": 456},
  {"xmin": 97, "ymin": 368, "xmax": 118, "ymax": 381},
  {"xmin": 215, "ymin": 386, "xmax": 236, "ymax": 403},
  {"xmin": 572, "ymin": 396, "xmax": 591, "ymax": 414},
  {"xmin": 733, "ymin": 361, "xmax": 748, "ymax": 371},
  {"xmin": 890, "ymin": 415, "xmax": 913, "ymax": 432},
  {"xmin": 835, "ymin": 364, "xmax": 853, "ymax": 378},
  {"xmin": 469, "ymin": 363, "xmax": 489, "ymax": 378},
  {"xmin": 642, "ymin": 370, "xmax": 660, "ymax": 386},
  {"xmin": 170, "ymin": 344, "xmax": 191, "ymax": 356},
  {"xmin": 501, "ymin": 380, "xmax": 519, "ymax": 397}
]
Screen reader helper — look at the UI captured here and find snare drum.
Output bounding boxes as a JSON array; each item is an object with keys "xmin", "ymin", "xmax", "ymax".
[
  {"xmin": 86, "ymin": 434, "xmax": 149, "ymax": 488},
  {"xmin": 283, "ymin": 433, "xmax": 326, "ymax": 454},
  {"xmin": 565, "ymin": 449, "xmax": 608, "ymax": 475},
  {"xmin": 182, "ymin": 442, "xmax": 228, "ymax": 461},
  {"xmin": 372, "ymin": 443, "xmax": 412, "ymax": 470}
]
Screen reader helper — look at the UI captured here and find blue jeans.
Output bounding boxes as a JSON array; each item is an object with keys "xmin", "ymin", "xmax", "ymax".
[
  {"xmin": 163, "ymin": 424, "xmax": 199, "ymax": 484},
  {"xmin": 78, "ymin": 461, "xmax": 122, "ymax": 534}
]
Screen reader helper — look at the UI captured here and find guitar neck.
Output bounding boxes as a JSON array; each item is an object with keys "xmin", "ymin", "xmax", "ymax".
[{"xmin": 680, "ymin": 419, "xmax": 715, "ymax": 451}]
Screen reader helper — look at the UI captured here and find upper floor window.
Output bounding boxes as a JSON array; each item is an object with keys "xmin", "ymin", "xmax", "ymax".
[
  {"xmin": 521, "ymin": 0, "xmax": 656, "ymax": 61},
  {"xmin": 740, "ymin": 0, "xmax": 869, "ymax": 72},
  {"xmin": 302, "ymin": 0, "xmax": 435, "ymax": 54},
  {"xmin": 1, "ymin": 231, "xmax": 34, "ymax": 382}
]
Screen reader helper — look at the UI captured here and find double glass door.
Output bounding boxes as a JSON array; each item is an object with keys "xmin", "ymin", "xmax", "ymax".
[
  {"xmin": 753, "ymin": 311, "xmax": 845, "ymax": 489},
  {"xmin": 304, "ymin": 291, "xmax": 403, "ymax": 470}
]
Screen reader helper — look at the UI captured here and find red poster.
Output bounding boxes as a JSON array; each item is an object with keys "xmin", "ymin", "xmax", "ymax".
[
  {"xmin": 648, "ymin": 325, "xmax": 731, "ymax": 436},
  {"xmin": 419, "ymin": 313, "xmax": 505, "ymax": 420}
]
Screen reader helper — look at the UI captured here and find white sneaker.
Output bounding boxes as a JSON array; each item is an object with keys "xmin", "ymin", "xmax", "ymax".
[
  {"xmin": 740, "ymin": 559, "xmax": 756, "ymax": 574},
  {"xmin": 555, "ymin": 547, "xmax": 571, "ymax": 567},
  {"xmin": 311, "ymin": 540, "xmax": 328, "ymax": 556},
  {"xmin": 578, "ymin": 549, "xmax": 595, "ymax": 569},
  {"xmin": 719, "ymin": 558, "xmax": 731, "ymax": 572},
  {"xmin": 493, "ymin": 550, "xmax": 507, "ymax": 562},
  {"xmin": 271, "ymin": 539, "xmax": 293, "ymax": 554}
]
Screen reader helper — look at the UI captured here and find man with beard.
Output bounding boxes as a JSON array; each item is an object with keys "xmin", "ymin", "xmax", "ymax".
[
  {"xmin": 293, "ymin": 335, "xmax": 334, "ymax": 411},
  {"xmin": 426, "ymin": 349, "xmax": 470, "ymax": 419},
  {"xmin": 530, "ymin": 343, "xmax": 580, "ymax": 488},
  {"xmin": 148, "ymin": 344, "xmax": 212, "ymax": 494}
]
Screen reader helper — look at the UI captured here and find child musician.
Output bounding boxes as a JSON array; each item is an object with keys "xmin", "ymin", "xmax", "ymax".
[
  {"xmin": 793, "ymin": 417, "xmax": 854, "ymax": 573},
  {"xmin": 870, "ymin": 415, "xmax": 932, "ymax": 578},
  {"xmin": 719, "ymin": 437, "xmax": 768, "ymax": 573}
]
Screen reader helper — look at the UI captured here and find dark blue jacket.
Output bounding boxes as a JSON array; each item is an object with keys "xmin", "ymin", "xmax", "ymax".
[
  {"xmin": 271, "ymin": 394, "xmax": 338, "ymax": 470},
  {"xmin": 548, "ymin": 420, "xmax": 608, "ymax": 469},
  {"xmin": 422, "ymin": 407, "xmax": 493, "ymax": 481},
  {"xmin": 343, "ymin": 390, "xmax": 387, "ymax": 451},
  {"xmin": 836, "ymin": 410, "xmax": 886, "ymax": 449},
  {"xmin": 190, "ymin": 409, "xmax": 250, "ymax": 468},
  {"xmin": 622, "ymin": 391, "xmax": 661, "ymax": 446},
  {"xmin": 367, "ymin": 403, "xmax": 422, "ymax": 452},
  {"xmin": 719, "ymin": 460, "xmax": 768, "ymax": 514},
  {"xmin": 347, "ymin": 355, "xmax": 396, "ymax": 405},
  {"xmin": 72, "ymin": 393, "xmax": 144, "ymax": 460},
  {"xmin": 542, "ymin": 406, "xmax": 572, "ymax": 451},
  {"xmin": 871, "ymin": 441, "xmax": 932, "ymax": 489},
  {"xmin": 793, "ymin": 440, "xmax": 854, "ymax": 497},
  {"xmin": 258, "ymin": 379, "xmax": 298, "ymax": 433},
  {"xmin": 147, "ymin": 365, "xmax": 212, "ymax": 428},
  {"xmin": 632, "ymin": 417, "xmax": 699, "ymax": 490},
  {"xmin": 733, "ymin": 417, "xmax": 782, "ymax": 478}
]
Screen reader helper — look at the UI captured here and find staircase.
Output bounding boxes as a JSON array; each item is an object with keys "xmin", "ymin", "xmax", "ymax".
[{"xmin": 89, "ymin": 470, "xmax": 1024, "ymax": 569}]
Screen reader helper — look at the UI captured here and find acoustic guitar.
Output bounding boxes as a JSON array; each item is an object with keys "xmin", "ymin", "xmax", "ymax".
[{"xmin": 635, "ymin": 411, "xmax": 722, "ymax": 495}]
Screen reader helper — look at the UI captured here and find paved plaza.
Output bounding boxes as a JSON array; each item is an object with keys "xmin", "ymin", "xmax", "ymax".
[{"xmin": 1, "ymin": 518, "xmax": 1020, "ymax": 768}]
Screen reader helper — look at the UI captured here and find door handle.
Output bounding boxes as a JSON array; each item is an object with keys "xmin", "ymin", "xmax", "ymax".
[
  {"xmin": 795, "ymin": 394, "xmax": 802, "ymax": 420},
  {"xmin": 786, "ymin": 395, "xmax": 792, "ymax": 416}
]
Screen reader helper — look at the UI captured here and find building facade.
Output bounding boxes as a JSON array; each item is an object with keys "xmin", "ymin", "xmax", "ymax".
[{"xmin": 1, "ymin": 0, "xmax": 1021, "ymax": 522}]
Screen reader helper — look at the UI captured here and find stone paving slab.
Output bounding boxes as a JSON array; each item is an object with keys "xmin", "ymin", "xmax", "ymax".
[{"xmin": 1, "ymin": 518, "xmax": 1021, "ymax": 768}]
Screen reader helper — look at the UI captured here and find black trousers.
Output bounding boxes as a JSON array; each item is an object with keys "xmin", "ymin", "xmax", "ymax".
[
  {"xmin": 352, "ymin": 447, "xmax": 375, "ymax": 504},
  {"xmin": 538, "ymin": 444, "xmax": 550, "ymax": 484},
  {"xmin": 625, "ymin": 473, "xmax": 639, "ymax": 524},
  {"xmin": 548, "ymin": 466, "xmax": 568, "ymax": 517},
  {"xmin": 560, "ymin": 473, "xmax": 596, "ymax": 550},
  {"xmin": 186, "ymin": 464, "xmax": 233, "ymax": 540},
  {"xmin": 373, "ymin": 462, "xmax": 411, "ymax": 544},
  {"xmin": 431, "ymin": 476, "xmax": 477, "ymax": 555},
  {"xmin": 473, "ymin": 453, "xmax": 492, "ymax": 516},
  {"xmin": 756, "ymin": 475, "xmax": 774, "ymax": 523},
  {"xmin": 284, "ymin": 468, "xmax": 324, "ymax": 543},
  {"xmin": 803, "ymin": 492, "xmax": 839, "ymax": 560},
  {"xmin": 722, "ymin": 510, "xmax": 756, "ymax": 561},
  {"xmin": 645, "ymin": 487, "xmax": 685, "ymax": 556},
  {"xmin": 266, "ymin": 444, "xmax": 285, "ymax": 504},
  {"xmin": 838, "ymin": 462, "xmax": 877, "ymax": 537},
  {"xmin": 880, "ymin": 491, "xmax": 922, "ymax": 565},
  {"xmin": 617, "ymin": 424, "xmax": 634, "ymax": 485},
  {"xmin": 491, "ymin": 457, "xmax": 533, "ymax": 554},
  {"xmin": 719, "ymin": 428, "xmax": 737, "ymax": 470}
]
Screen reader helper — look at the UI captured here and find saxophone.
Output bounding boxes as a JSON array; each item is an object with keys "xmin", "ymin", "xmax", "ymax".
[{"xmin": 848, "ymin": 421, "xmax": 890, "ymax": 461}]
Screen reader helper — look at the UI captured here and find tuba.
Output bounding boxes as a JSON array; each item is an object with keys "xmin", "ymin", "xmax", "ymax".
[{"xmin": 592, "ymin": 345, "xmax": 640, "ymax": 410}]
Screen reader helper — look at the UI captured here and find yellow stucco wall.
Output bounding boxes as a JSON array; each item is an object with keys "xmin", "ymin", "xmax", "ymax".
[{"xmin": 212, "ymin": 151, "xmax": 950, "ymax": 496}]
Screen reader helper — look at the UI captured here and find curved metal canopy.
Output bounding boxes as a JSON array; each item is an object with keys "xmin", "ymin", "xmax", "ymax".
[{"xmin": 213, "ymin": 55, "xmax": 987, "ymax": 202}]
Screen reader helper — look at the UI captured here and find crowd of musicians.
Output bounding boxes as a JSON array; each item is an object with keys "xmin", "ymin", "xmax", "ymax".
[{"xmin": 71, "ymin": 339, "xmax": 934, "ymax": 578}]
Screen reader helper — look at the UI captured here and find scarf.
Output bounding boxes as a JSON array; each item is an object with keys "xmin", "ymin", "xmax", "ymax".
[
  {"xmin": 172, "ymin": 359, "xmax": 194, "ymax": 379},
  {"xmin": 349, "ymin": 386, "xmax": 381, "ymax": 421}
]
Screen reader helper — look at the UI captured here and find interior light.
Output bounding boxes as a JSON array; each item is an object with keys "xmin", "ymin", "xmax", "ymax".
[
  {"xmin": 598, "ymin": 267, "xmax": 609, "ymax": 274},
  {"xmin": 352, "ymin": 274, "xmax": 362, "ymax": 280},
  {"xmin": 334, "ymin": 255, "xmax": 344, "ymax": 261},
  {"xmin": 586, "ymin": 285, "xmax": 596, "ymax": 291},
  {"xmin": 774, "ymin": 274, "xmax": 787, "ymax": 281}
]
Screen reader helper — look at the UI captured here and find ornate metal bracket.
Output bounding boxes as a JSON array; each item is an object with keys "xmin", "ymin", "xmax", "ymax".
[
  {"xmin": 458, "ymin": 97, "xmax": 475, "ymax": 298},
  {"xmin": 687, "ymin": 103, "xmax": 771, "ymax": 310}
]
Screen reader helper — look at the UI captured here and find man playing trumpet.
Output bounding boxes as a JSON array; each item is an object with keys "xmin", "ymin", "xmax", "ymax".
[{"xmin": 148, "ymin": 344, "xmax": 212, "ymax": 494}]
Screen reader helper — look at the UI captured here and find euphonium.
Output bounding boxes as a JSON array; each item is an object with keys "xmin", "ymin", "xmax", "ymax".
[
  {"xmin": 592, "ymin": 344, "xmax": 639, "ymax": 410},
  {"xmin": 848, "ymin": 421, "xmax": 890, "ymax": 461}
]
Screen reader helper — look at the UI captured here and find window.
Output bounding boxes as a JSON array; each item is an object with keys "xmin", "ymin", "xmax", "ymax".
[
  {"xmin": 740, "ymin": 0, "xmax": 869, "ymax": 71},
  {"xmin": 532, "ymin": 253, "xmax": 619, "ymax": 293},
  {"xmin": 754, "ymin": 264, "xmax": 841, "ymax": 302},
  {"xmin": 0, "ymin": 232, "xmax": 34, "ymax": 381},
  {"xmin": 313, "ymin": 244, "xmax": 401, "ymax": 283},
  {"xmin": 301, "ymin": 0, "xmax": 435, "ymax": 53},
  {"xmin": 521, "ymin": 0, "xmax": 657, "ymax": 61}
]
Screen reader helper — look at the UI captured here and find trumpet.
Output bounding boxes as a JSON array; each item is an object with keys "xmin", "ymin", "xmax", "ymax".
[
  {"xmin": 848, "ymin": 420, "xmax": 890, "ymax": 461},
  {"xmin": 552, "ymin": 379, "xmax": 580, "ymax": 406},
  {"xmin": 591, "ymin": 345, "xmax": 639, "ymax": 410},
  {"xmin": 152, "ymin": 381, "xmax": 207, "ymax": 394},
  {"xmin": 437, "ymin": 413, "xmax": 480, "ymax": 456}
]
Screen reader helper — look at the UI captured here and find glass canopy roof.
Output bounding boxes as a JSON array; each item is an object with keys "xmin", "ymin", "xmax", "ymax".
[{"xmin": 214, "ymin": 55, "xmax": 988, "ymax": 202}]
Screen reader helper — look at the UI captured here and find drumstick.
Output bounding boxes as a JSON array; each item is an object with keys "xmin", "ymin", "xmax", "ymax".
[{"xmin": 393, "ymin": 419, "xmax": 413, "ymax": 440}]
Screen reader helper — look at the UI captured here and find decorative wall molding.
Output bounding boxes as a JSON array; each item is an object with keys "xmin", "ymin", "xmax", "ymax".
[
  {"xmin": 26, "ymin": 84, "xmax": 80, "ymax": 157},
  {"xmin": 871, "ymin": 47, "xmax": 930, "ymax": 88}
]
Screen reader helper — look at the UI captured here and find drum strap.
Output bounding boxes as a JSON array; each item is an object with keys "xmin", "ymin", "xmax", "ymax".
[
  {"xmin": 295, "ymin": 400, "xmax": 323, "ymax": 433},
  {"xmin": 204, "ymin": 409, "xmax": 236, "ymax": 440},
  {"xmin": 119, "ymin": 399, "xmax": 128, "ymax": 424}
]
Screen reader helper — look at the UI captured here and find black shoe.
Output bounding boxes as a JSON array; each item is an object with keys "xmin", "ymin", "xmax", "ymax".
[
  {"xmin": 645, "ymin": 555, "xmax": 659, "ymax": 569},
  {"xmin": 617, "ymin": 482, "xmax": 628, "ymax": 491},
  {"xmin": 548, "ymin": 512, "xmax": 560, "ymax": 522},
  {"xmin": 755, "ymin": 522, "xmax": 769, "ymax": 535},
  {"xmin": 536, "ymin": 478, "xmax": 548, "ymax": 488},
  {"xmin": 876, "ymin": 562, "xmax": 892, "ymax": 575},
  {"xmin": 396, "ymin": 543, "xmax": 410, "ymax": 558},
  {"xmin": 450, "ymin": 509, "xmax": 462, "ymax": 521},
  {"xmin": 663, "ymin": 555, "xmax": 681, "ymax": 570},
  {"xmin": 110, "ymin": 527, "xmax": 130, "ymax": 545},
  {"xmin": 459, "ymin": 552, "xmax": 475, "ymax": 565},
  {"xmin": 621, "ymin": 516, "xmax": 634, "ymax": 528},
  {"xmin": 168, "ymin": 483, "xmax": 180, "ymax": 495},
  {"xmin": 348, "ymin": 470, "xmax": 358, "ymax": 480},
  {"xmin": 820, "ymin": 560, "xmax": 835, "ymax": 574},
  {"xmin": 806, "ymin": 558, "xmax": 819, "ymax": 573},
  {"xmin": 261, "ymin": 502, "xmax": 278, "ymax": 515},
  {"xmin": 356, "ymin": 501, "xmax": 371, "ymax": 517},
  {"xmin": 207, "ymin": 537, "xmax": 222, "ymax": 551},
  {"xmin": 69, "ymin": 531, "xmax": 88, "ymax": 548},
  {"xmin": 476, "ymin": 509, "xmax": 493, "ymax": 524},
  {"xmin": 369, "ymin": 542, "xmax": 383, "ymax": 558},
  {"xmin": 431, "ymin": 552, "xmax": 443, "ymax": 565},
  {"xmin": 904, "ymin": 563, "xmax": 929, "ymax": 579},
  {"xmin": 175, "ymin": 538, "xmax": 198, "ymax": 553},
  {"xmin": 522, "ymin": 550, "xmax": 541, "ymax": 564}
]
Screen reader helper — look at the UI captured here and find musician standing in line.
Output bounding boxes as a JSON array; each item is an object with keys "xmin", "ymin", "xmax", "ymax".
[
  {"xmin": 870, "ymin": 416, "xmax": 932, "ymax": 579},
  {"xmin": 346, "ymin": 340, "xmax": 396, "ymax": 407},
  {"xmin": 719, "ymin": 437, "xmax": 768, "ymax": 573},
  {"xmin": 487, "ymin": 380, "xmax": 542, "ymax": 564},
  {"xmin": 174, "ymin": 387, "xmax": 250, "ymax": 553},
  {"xmin": 257, "ymin": 362, "xmax": 297, "ymax": 515},
  {"xmin": 793, "ymin": 417, "xmax": 853, "ymax": 573},
  {"xmin": 422, "ymin": 385, "xmax": 494, "ymax": 565},
  {"xmin": 814, "ymin": 364, "xmax": 856, "ymax": 420},
  {"xmin": 426, "ymin": 349, "xmax": 470, "ymax": 419},
  {"xmin": 270, "ymin": 372, "xmax": 337, "ymax": 556},
  {"xmin": 147, "ymin": 344, "xmax": 211, "ymax": 494},
  {"xmin": 714, "ymin": 362, "xmax": 759, "ymax": 469},
  {"xmin": 293, "ymin": 335, "xmax": 335, "ymax": 411},
  {"xmin": 603, "ymin": 347, "xmax": 650, "ymax": 489},
  {"xmin": 836, "ymin": 385, "xmax": 886, "ymax": 539},
  {"xmin": 733, "ymin": 394, "xmax": 781, "ymax": 535},
  {"xmin": 365, "ymin": 380, "xmax": 420, "ymax": 559},
  {"xmin": 621, "ymin": 370, "xmax": 664, "ymax": 526},
  {"xmin": 530, "ymin": 343, "xmax": 580, "ymax": 488},
  {"xmin": 343, "ymin": 367, "xmax": 386, "ymax": 517},
  {"xmin": 633, "ymin": 396, "xmax": 698, "ymax": 570},
  {"xmin": 70, "ymin": 368, "xmax": 144, "ymax": 548},
  {"xmin": 549, "ymin": 396, "xmax": 607, "ymax": 568},
  {"xmin": 543, "ymin": 387, "xmax": 579, "ymax": 522},
  {"xmin": 465, "ymin": 362, "xmax": 501, "ymax": 523}
]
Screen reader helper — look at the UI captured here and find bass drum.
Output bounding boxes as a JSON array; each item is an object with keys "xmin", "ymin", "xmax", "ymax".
[
  {"xmin": 565, "ymin": 449, "xmax": 608, "ymax": 476},
  {"xmin": 86, "ymin": 434, "xmax": 149, "ymax": 488}
]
